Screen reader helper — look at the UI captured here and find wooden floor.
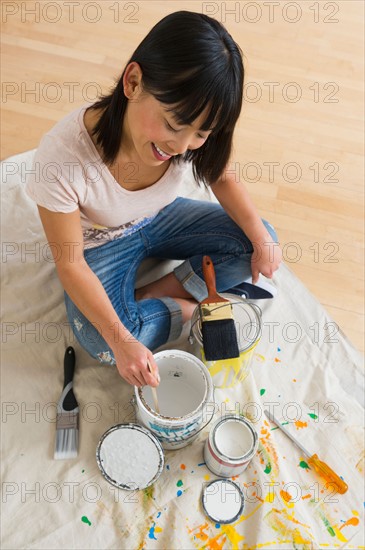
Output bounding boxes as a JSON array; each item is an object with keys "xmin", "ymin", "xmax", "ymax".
[{"xmin": 1, "ymin": 0, "xmax": 364, "ymax": 352}]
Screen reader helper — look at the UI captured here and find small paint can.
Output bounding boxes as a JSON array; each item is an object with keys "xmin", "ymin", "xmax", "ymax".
[
  {"xmin": 204, "ymin": 415, "xmax": 258, "ymax": 477},
  {"xmin": 190, "ymin": 294, "xmax": 262, "ymax": 388},
  {"xmin": 202, "ymin": 479, "xmax": 244, "ymax": 524},
  {"xmin": 134, "ymin": 350, "xmax": 215, "ymax": 450},
  {"xmin": 96, "ymin": 423, "xmax": 164, "ymax": 491}
]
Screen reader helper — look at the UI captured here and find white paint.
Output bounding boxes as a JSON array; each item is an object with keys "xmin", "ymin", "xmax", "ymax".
[
  {"xmin": 203, "ymin": 480, "xmax": 243, "ymax": 523},
  {"xmin": 135, "ymin": 350, "xmax": 215, "ymax": 450},
  {"xmin": 142, "ymin": 376, "xmax": 204, "ymax": 417},
  {"xmin": 215, "ymin": 419, "xmax": 254, "ymax": 458},
  {"xmin": 99, "ymin": 427, "xmax": 161, "ymax": 489}
]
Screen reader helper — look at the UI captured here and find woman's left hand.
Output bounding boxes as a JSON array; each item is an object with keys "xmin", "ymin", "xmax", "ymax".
[{"xmin": 251, "ymin": 236, "xmax": 282, "ymax": 283}]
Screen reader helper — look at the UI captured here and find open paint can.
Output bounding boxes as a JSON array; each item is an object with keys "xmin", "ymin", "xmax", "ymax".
[
  {"xmin": 96, "ymin": 423, "xmax": 164, "ymax": 491},
  {"xmin": 190, "ymin": 294, "xmax": 262, "ymax": 388},
  {"xmin": 134, "ymin": 350, "xmax": 215, "ymax": 450},
  {"xmin": 202, "ymin": 479, "xmax": 244, "ymax": 524},
  {"xmin": 204, "ymin": 415, "xmax": 259, "ymax": 477}
]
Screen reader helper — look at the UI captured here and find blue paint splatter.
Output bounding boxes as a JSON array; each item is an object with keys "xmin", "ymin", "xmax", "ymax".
[
  {"xmin": 166, "ymin": 465, "xmax": 170, "ymax": 470},
  {"xmin": 148, "ymin": 522, "xmax": 158, "ymax": 540},
  {"xmin": 277, "ymin": 347, "xmax": 281, "ymax": 352},
  {"xmin": 198, "ymin": 462, "xmax": 206, "ymax": 466},
  {"xmin": 177, "ymin": 490, "xmax": 183, "ymax": 497},
  {"xmin": 215, "ymin": 523, "xmax": 221, "ymax": 528},
  {"xmin": 157, "ymin": 512, "xmax": 161, "ymax": 518}
]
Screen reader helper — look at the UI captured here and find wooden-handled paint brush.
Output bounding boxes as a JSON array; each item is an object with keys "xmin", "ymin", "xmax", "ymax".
[
  {"xmin": 54, "ymin": 346, "xmax": 79, "ymax": 459},
  {"xmin": 199, "ymin": 255, "xmax": 240, "ymax": 361}
]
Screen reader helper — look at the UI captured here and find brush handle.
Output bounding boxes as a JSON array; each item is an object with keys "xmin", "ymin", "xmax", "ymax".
[
  {"xmin": 63, "ymin": 346, "xmax": 76, "ymax": 389},
  {"xmin": 202, "ymin": 256, "xmax": 217, "ymax": 299}
]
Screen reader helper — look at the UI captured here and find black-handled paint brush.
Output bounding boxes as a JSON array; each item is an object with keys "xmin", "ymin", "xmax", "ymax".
[
  {"xmin": 54, "ymin": 346, "xmax": 79, "ymax": 459},
  {"xmin": 199, "ymin": 256, "xmax": 240, "ymax": 361}
]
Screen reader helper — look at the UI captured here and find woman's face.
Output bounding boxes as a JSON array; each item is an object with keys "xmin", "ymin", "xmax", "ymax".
[{"xmin": 123, "ymin": 85, "xmax": 212, "ymax": 167}]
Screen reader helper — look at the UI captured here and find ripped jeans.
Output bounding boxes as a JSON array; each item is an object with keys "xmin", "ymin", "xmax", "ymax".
[{"xmin": 64, "ymin": 197, "xmax": 278, "ymax": 365}]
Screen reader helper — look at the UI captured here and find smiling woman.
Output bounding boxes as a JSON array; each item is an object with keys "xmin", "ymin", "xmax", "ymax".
[{"xmin": 24, "ymin": 10, "xmax": 281, "ymax": 387}]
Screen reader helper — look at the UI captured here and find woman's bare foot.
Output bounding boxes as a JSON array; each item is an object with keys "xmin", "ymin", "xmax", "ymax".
[{"xmin": 135, "ymin": 273, "xmax": 198, "ymax": 323}]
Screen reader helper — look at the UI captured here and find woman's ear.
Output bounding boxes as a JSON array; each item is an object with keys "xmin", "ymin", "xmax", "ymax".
[{"xmin": 123, "ymin": 62, "xmax": 143, "ymax": 99}]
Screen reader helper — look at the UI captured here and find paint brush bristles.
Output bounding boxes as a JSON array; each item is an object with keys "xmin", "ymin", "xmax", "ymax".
[
  {"xmin": 54, "ymin": 347, "xmax": 79, "ymax": 460},
  {"xmin": 200, "ymin": 256, "xmax": 240, "ymax": 361}
]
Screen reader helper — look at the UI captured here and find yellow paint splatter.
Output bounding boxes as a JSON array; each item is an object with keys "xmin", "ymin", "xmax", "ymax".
[
  {"xmin": 204, "ymin": 474, "xmax": 210, "ymax": 481},
  {"xmin": 295, "ymin": 420, "xmax": 308, "ymax": 429},
  {"xmin": 221, "ymin": 524, "xmax": 244, "ymax": 547}
]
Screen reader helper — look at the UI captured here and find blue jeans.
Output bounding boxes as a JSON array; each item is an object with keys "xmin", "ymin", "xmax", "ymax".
[{"xmin": 64, "ymin": 198, "xmax": 277, "ymax": 365}]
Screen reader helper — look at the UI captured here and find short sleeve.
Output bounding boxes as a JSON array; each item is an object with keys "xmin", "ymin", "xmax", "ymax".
[{"xmin": 25, "ymin": 135, "xmax": 82, "ymax": 213}]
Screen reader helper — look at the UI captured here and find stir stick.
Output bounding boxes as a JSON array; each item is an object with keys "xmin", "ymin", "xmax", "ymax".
[{"xmin": 147, "ymin": 360, "xmax": 160, "ymax": 414}]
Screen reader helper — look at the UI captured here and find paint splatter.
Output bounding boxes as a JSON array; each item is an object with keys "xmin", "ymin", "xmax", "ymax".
[
  {"xmin": 264, "ymin": 508, "xmax": 312, "ymax": 549},
  {"xmin": 256, "ymin": 354, "xmax": 265, "ymax": 362},
  {"xmin": 198, "ymin": 462, "xmax": 206, "ymax": 466},
  {"xmin": 339, "ymin": 517, "xmax": 360, "ymax": 529},
  {"xmin": 277, "ymin": 347, "xmax": 281, "ymax": 352},
  {"xmin": 81, "ymin": 516, "xmax": 91, "ymax": 526},
  {"xmin": 308, "ymin": 413, "xmax": 318, "ymax": 419},
  {"xmin": 180, "ymin": 463, "xmax": 186, "ymax": 470},
  {"xmin": 177, "ymin": 480, "xmax": 183, "ymax": 487},
  {"xmin": 166, "ymin": 464, "xmax": 170, "ymax": 470},
  {"xmin": 177, "ymin": 490, "xmax": 183, "ymax": 497},
  {"xmin": 274, "ymin": 357, "xmax": 281, "ymax": 363},
  {"xmin": 215, "ymin": 523, "xmax": 220, "ymax": 529},
  {"xmin": 258, "ymin": 439, "xmax": 279, "ymax": 476},
  {"xmin": 157, "ymin": 511, "xmax": 161, "ymax": 518},
  {"xmin": 260, "ymin": 388, "xmax": 266, "ymax": 396},
  {"xmin": 280, "ymin": 489, "xmax": 293, "ymax": 502},
  {"xmin": 81, "ymin": 469, "xmax": 85, "ymax": 473},
  {"xmin": 204, "ymin": 474, "xmax": 210, "ymax": 481},
  {"xmin": 148, "ymin": 522, "xmax": 162, "ymax": 540},
  {"xmin": 299, "ymin": 460, "xmax": 310, "ymax": 469},
  {"xmin": 295, "ymin": 420, "xmax": 308, "ymax": 429}
]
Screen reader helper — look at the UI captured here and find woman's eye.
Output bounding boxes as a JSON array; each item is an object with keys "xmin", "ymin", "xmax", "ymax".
[{"xmin": 165, "ymin": 121, "xmax": 178, "ymax": 132}]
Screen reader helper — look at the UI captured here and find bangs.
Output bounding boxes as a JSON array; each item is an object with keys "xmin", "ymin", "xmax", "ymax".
[{"xmin": 149, "ymin": 68, "xmax": 242, "ymax": 134}]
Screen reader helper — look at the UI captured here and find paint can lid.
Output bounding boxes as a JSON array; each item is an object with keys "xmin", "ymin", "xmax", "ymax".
[
  {"xmin": 201, "ymin": 479, "xmax": 244, "ymax": 524},
  {"xmin": 96, "ymin": 423, "xmax": 164, "ymax": 491}
]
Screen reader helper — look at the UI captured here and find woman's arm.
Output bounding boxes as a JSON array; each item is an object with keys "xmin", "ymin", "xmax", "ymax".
[
  {"xmin": 37, "ymin": 206, "xmax": 159, "ymax": 387},
  {"xmin": 211, "ymin": 172, "xmax": 282, "ymax": 282}
]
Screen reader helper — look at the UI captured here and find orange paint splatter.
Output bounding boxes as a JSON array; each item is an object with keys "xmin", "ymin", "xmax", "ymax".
[
  {"xmin": 280, "ymin": 489, "xmax": 292, "ymax": 502},
  {"xmin": 302, "ymin": 494, "xmax": 311, "ymax": 500},
  {"xmin": 231, "ymin": 475, "xmax": 239, "ymax": 480},
  {"xmin": 294, "ymin": 420, "xmax": 308, "ymax": 429},
  {"xmin": 293, "ymin": 379, "xmax": 297, "ymax": 382},
  {"xmin": 339, "ymin": 517, "xmax": 360, "ymax": 530},
  {"xmin": 274, "ymin": 357, "xmax": 281, "ymax": 363},
  {"xmin": 180, "ymin": 464, "xmax": 186, "ymax": 470}
]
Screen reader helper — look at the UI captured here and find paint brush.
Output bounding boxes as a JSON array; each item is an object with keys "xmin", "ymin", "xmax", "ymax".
[
  {"xmin": 264, "ymin": 410, "xmax": 348, "ymax": 494},
  {"xmin": 147, "ymin": 360, "xmax": 160, "ymax": 414},
  {"xmin": 199, "ymin": 255, "xmax": 240, "ymax": 361},
  {"xmin": 54, "ymin": 346, "xmax": 79, "ymax": 459}
]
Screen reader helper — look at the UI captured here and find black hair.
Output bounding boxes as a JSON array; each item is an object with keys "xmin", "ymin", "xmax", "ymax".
[{"xmin": 88, "ymin": 11, "xmax": 244, "ymax": 186}]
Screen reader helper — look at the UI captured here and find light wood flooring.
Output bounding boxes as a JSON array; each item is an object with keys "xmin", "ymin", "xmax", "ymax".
[{"xmin": 1, "ymin": 0, "xmax": 364, "ymax": 352}]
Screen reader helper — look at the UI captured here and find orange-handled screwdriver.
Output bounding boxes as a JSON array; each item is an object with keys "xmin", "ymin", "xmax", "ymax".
[{"xmin": 264, "ymin": 410, "xmax": 348, "ymax": 494}]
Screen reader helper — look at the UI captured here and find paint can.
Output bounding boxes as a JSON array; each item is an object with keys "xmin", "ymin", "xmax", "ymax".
[
  {"xmin": 204, "ymin": 415, "xmax": 259, "ymax": 477},
  {"xmin": 190, "ymin": 294, "xmax": 262, "ymax": 388},
  {"xmin": 134, "ymin": 350, "xmax": 215, "ymax": 450},
  {"xmin": 96, "ymin": 423, "xmax": 164, "ymax": 491}
]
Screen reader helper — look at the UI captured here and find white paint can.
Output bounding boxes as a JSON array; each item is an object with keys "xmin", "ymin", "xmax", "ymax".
[
  {"xmin": 204, "ymin": 415, "xmax": 258, "ymax": 477},
  {"xmin": 96, "ymin": 423, "xmax": 164, "ymax": 491},
  {"xmin": 190, "ymin": 294, "xmax": 262, "ymax": 388},
  {"xmin": 134, "ymin": 350, "xmax": 215, "ymax": 450}
]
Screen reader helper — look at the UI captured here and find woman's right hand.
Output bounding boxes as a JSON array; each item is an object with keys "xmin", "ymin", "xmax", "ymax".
[{"xmin": 112, "ymin": 339, "xmax": 160, "ymax": 388}]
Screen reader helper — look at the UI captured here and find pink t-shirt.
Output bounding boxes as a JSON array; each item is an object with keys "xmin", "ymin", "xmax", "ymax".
[{"xmin": 25, "ymin": 103, "xmax": 196, "ymax": 249}]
